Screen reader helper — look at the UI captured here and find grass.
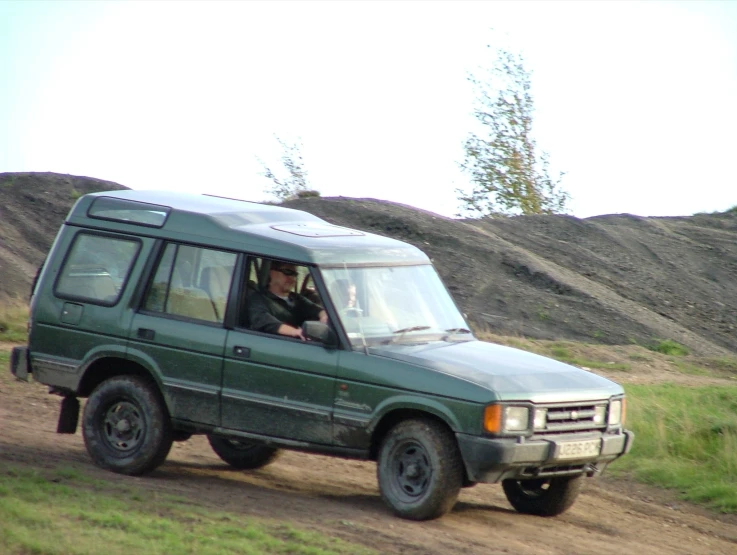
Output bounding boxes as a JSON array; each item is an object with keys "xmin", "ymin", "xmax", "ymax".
[
  {"xmin": 0, "ymin": 303, "xmax": 28, "ymax": 343},
  {"xmin": 648, "ymin": 339, "xmax": 690, "ymax": 356},
  {"xmin": 0, "ymin": 466, "xmax": 376, "ymax": 555},
  {"xmin": 611, "ymin": 384, "xmax": 737, "ymax": 513},
  {"xmin": 4, "ymin": 322, "xmax": 737, "ymax": 528}
]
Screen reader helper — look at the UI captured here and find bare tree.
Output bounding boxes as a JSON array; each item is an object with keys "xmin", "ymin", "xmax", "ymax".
[
  {"xmin": 459, "ymin": 48, "xmax": 569, "ymax": 216},
  {"xmin": 258, "ymin": 136, "xmax": 319, "ymax": 200}
]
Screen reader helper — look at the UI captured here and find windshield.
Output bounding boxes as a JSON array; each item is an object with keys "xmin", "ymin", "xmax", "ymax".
[{"xmin": 321, "ymin": 265, "xmax": 471, "ymax": 348}]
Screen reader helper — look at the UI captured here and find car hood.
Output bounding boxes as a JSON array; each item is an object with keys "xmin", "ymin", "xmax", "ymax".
[{"xmin": 369, "ymin": 339, "xmax": 622, "ymax": 403}]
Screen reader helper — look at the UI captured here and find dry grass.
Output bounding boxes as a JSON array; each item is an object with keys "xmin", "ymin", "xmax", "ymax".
[{"xmin": 0, "ymin": 301, "xmax": 28, "ymax": 343}]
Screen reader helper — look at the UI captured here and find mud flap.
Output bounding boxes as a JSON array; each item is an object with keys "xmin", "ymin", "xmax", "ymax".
[
  {"xmin": 57, "ymin": 396, "xmax": 80, "ymax": 434},
  {"xmin": 10, "ymin": 346, "xmax": 30, "ymax": 381}
]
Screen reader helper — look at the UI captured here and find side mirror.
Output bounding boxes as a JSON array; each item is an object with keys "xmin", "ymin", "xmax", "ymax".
[{"xmin": 302, "ymin": 321, "xmax": 338, "ymax": 348}]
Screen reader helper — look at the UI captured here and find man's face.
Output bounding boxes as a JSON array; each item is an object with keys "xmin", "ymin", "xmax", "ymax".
[{"xmin": 269, "ymin": 264, "xmax": 298, "ymax": 296}]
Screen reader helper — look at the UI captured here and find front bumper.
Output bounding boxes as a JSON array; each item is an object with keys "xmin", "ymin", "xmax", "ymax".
[
  {"xmin": 10, "ymin": 346, "xmax": 31, "ymax": 382},
  {"xmin": 456, "ymin": 429, "xmax": 634, "ymax": 483}
]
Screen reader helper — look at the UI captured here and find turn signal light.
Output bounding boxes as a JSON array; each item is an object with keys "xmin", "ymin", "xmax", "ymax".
[{"xmin": 483, "ymin": 404, "xmax": 502, "ymax": 433}]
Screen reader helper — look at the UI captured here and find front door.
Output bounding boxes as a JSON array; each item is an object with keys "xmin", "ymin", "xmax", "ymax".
[{"xmin": 220, "ymin": 258, "xmax": 338, "ymax": 445}]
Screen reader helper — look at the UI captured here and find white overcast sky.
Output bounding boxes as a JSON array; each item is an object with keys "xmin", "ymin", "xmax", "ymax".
[{"xmin": 1, "ymin": 0, "xmax": 736, "ymax": 219}]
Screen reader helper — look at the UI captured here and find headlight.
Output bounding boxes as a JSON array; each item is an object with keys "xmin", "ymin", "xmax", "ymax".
[
  {"xmin": 608, "ymin": 399, "xmax": 623, "ymax": 426},
  {"xmin": 483, "ymin": 404, "xmax": 530, "ymax": 433},
  {"xmin": 504, "ymin": 406, "xmax": 530, "ymax": 432}
]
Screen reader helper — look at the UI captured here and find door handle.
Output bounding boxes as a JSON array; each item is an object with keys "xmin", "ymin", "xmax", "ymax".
[
  {"xmin": 137, "ymin": 328, "xmax": 155, "ymax": 340},
  {"xmin": 233, "ymin": 345, "xmax": 251, "ymax": 358}
]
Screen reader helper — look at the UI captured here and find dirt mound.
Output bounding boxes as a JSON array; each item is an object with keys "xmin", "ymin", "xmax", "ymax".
[
  {"xmin": 1, "ymin": 172, "xmax": 735, "ymax": 356},
  {"xmin": 0, "ymin": 172, "xmax": 128, "ymax": 303},
  {"xmin": 283, "ymin": 197, "xmax": 737, "ymax": 356}
]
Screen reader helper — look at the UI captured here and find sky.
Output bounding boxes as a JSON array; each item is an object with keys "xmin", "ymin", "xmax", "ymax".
[{"xmin": 1, "ymin": 0, "xmax": 736, "ymax": 219}]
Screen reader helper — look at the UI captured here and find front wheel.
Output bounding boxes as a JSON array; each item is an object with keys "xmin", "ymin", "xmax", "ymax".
[
  {"xmin": 377, "ymin": 419, "xmax": 463, "ymax": 521},
  {"xmin": 502, "ymin": 476, "xmax": 583, "ymax": 516},
  {"xmin": 207, "ymin": 435, "xmax": 280, "ymax": 469},
  {"xmin": 82, "ymin": 375, "xmax": 173, "ymax": 476}
]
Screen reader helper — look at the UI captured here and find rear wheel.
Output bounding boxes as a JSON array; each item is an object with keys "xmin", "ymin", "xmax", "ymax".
[
  {"xmin": 207, "ymin": 435, "xmax": 280, "ymax": 469},
  {"xmin": 502, "ymin": 476, "xmax": 583, "ymax": 516},
  {"xmin": 82, "ymin": 375, "xmax": 172, "ymax": 476},
  {"xmin": 377, "ymin": 419, "xmax": 463, "ymax": 521}
]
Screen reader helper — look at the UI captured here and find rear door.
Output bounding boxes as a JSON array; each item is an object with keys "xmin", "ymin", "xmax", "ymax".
[{"xmin": 128, "ymin": 242, "xmax": 237, "ymax": 426}]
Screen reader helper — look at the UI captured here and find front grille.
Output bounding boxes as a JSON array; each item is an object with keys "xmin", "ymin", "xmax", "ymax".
[{"xmin": 540, "ymin": 403, "xmax": 606, "ymax": 434}]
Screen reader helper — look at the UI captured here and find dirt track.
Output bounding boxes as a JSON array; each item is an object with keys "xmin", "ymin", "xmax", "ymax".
[{"xmin": 2, "ymin": 347, "xmax": 736, "ymax": 555}]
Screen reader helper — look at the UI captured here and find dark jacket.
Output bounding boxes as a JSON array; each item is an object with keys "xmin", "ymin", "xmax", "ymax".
[{"xmin": 247, "ymin": 289, "xmax": 323, "ymax": 335}]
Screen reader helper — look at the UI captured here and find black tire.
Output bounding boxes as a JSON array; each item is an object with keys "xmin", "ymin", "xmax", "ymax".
[
  {"xmin": 377, "ymin": 419, "xmax": 463, "ymax": 521},
  {"xmin": 171, "ymin": 431, "xmax": 192, "ymax": 442},
  {"xmin": 82, "ymin": 375, "xmax": 173, "ymax": 476},
  {"xmin": 502, "ymin": 476, "xmax": 583, "ymax": 516},
  {"xmin": 207, "ymin": 434, "xmax": 281, "ymax": 470}
]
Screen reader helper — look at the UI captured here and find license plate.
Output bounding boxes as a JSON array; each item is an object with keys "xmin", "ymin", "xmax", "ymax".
[{"xmin": 556, "ymin": 439, "xmax": 601, "ymax": 460}]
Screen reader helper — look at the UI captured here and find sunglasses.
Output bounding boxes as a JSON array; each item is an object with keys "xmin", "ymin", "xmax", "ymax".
[{"xmin": 274, "ymin": 267, "xmax": 298, "ymax": 277}]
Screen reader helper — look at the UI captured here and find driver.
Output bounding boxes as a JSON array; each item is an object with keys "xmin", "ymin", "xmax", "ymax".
[{"xmin": 247, "ymin": 262, "xmax": 328, "ymax": 340}]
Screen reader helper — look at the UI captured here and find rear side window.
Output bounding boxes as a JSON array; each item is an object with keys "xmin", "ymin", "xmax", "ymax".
[
  {"xmin": 88, "ymin": 197, "xmax": 170, "ymax": 228},
  {"xmin": 143, "ymin": 243, "xmax": 237, "ymax": 323},
  {"xmin": 55, "ymin": 233, "xmax": 140, "ymax": 305}
]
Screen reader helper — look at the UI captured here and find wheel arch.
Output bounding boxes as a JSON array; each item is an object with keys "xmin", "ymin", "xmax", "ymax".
[
  {"xmin": 77, "ymin": 355, "xmax": 164, "ymax": 405},
  {"xmin": 368, "ymin": 401, "xmax": 473, "ymax": 486},
  {"xmin": 368, "ymin": 406, "xmax": 458, "ymax": 461}
]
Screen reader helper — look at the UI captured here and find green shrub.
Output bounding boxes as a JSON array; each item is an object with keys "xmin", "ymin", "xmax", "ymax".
[{"xmin": 648, "ymin": 339, "xmax": 689, "ymax": 356}]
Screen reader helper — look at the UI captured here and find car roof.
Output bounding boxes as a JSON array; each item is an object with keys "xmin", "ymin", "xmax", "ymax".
[{"xmin": 67, "ymin": 190, "xmax": 430, "ymax": 266}]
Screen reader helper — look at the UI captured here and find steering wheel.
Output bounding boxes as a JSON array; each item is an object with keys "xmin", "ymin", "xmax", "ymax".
[{"xmin": 340, "ymin": 307, "xmax": 364, "ymax": 318}]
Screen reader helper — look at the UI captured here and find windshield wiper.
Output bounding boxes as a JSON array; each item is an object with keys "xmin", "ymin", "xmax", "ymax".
[
  {"xmin": 388, "ymin": 325, "xmax": 432, "ymax": 344},
  {"xmin": 442, "ymin": 327, "xmax": 473, "ymax": 341},
  {"xmin": 393, "ymin": 325, "xmax": 432, "ymax": 334}
]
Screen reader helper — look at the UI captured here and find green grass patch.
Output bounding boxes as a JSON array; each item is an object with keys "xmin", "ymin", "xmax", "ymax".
[
  {"xmin": 670, "ymin": 359, "xmax": 710, "ymax": 377},
  {"xmin": 611, "ymin": 384, "xmax": 737, "ymax": 513},
  {"xmin": 0, "ymin": 466, "xmax": 376, "ymax": 555},
  {"xmin": 0, "ymin": 303, "xmax": 28, "ymax": 343},
  {"xmin": 648, "ymin": 339, "xmax": 689, "ymax": 356},
  {"xmin": 704, "ymin": 357, "xmax": 737, "ymax": 373}
]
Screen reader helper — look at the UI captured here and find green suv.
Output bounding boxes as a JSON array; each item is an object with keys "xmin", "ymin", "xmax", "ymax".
[{"xmin": 10, "ymin": 190, "xmax": 633, "ymax": 520}]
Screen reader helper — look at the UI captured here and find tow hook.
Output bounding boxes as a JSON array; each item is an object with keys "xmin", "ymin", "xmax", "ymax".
[{"xmin": 585, "ymin": 463, "xmax": 599, "ymax": 477}]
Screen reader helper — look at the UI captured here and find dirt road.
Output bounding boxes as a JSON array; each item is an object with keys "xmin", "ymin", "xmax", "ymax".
[{"xmin": 2, "ymin": 351, "xmax": 737, "ymax": 554}]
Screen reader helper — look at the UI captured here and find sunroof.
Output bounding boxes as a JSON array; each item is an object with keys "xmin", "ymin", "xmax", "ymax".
[{"xmin": 271, "ymin": 223, "xmax": 365, "ymax": 237}]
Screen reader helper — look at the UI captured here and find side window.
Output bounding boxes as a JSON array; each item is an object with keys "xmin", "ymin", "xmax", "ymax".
[
  {"xmin": 143, "ymin": 243, "xmax": 236, "ymax": 323},
  {"xmin": 55, "ymin": 233, "xmax": 139, "ymax": 305},
  {"xmin": 243, "ymin": 257, "xmax": 325, "ymax": 334}
]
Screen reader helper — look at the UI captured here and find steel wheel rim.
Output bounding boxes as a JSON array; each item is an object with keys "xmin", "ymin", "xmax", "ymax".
[
  {"xmin": 102, "ymin": 400, "xmax": 144, "ymax": 452},
  {"xmin": 389, "ymin": 440, "xmax": 433, "ymax": 500}
]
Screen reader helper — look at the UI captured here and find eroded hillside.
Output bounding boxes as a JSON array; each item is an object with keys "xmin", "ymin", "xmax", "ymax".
[{"xmin": 1, "ymin": 172, "xmax": 735, "ymax": 356}]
